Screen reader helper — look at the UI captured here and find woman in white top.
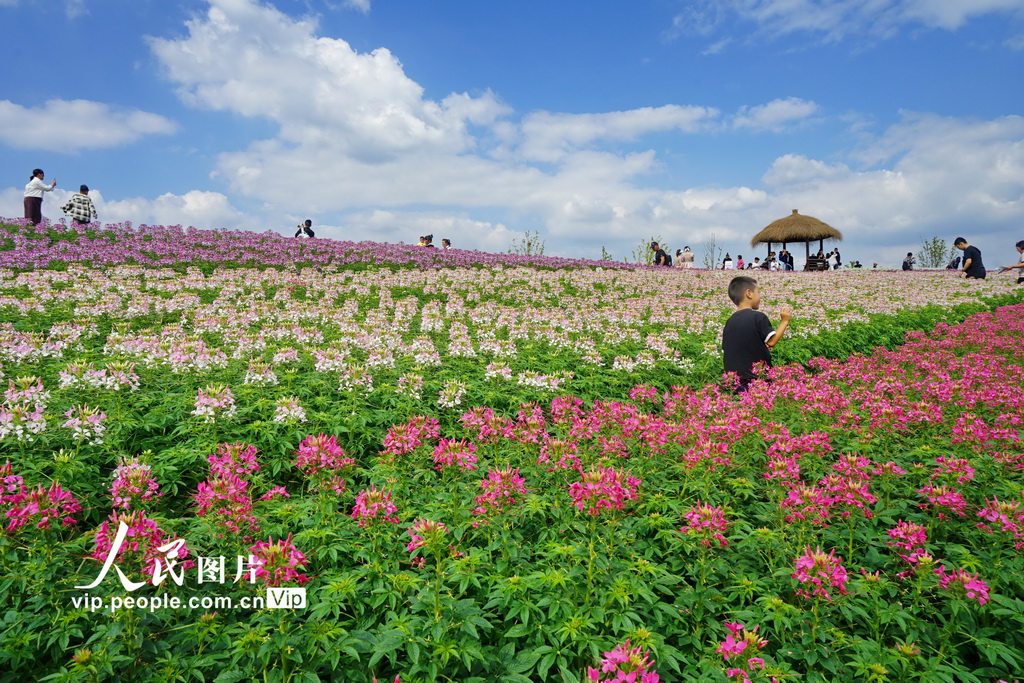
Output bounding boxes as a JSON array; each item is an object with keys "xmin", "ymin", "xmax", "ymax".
[
  {"xmin": 24, "ymin": 169, "xmax": 56, "ymax": 225},
  {"xmin": 1000, "ymin": 240, "xmax": 1024, "ymax": 284}
]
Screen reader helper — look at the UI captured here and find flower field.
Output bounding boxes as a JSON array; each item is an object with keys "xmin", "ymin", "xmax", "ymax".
[{"xmin": 1, "ymin": 218, "xmax": 1023, "ymax": 683}]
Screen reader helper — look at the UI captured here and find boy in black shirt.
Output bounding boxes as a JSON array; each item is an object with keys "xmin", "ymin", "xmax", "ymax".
[{"xmin": 722, "ymin": 276, "xmax": 792, "ymax": 392}]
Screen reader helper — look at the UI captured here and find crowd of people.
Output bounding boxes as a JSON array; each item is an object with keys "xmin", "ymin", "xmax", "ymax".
[{"xmin": 18, "ymin": 168, "xmax": 1023, "ymax": 283}]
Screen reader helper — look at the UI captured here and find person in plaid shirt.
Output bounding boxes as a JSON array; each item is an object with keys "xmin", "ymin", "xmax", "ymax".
[{"xmin": 61, "ymin": 185, "xmax": 98, "ymax": 225}]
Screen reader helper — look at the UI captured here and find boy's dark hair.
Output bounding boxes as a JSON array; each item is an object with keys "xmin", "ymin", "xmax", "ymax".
[
  {"xmin": 31, "ymin": 168, "xmax": 43, "ymax": 179},
  {"xmin": 728, "ymin": 276, "xmax": 758, "ymax": 305},
  {"xmin": 650, "ymin": 241, "xmax": 659, "ymax": 249},
  {"xmin": 954, "ymin": 237, "xmax": 967, "ymax": 245},
  {"xmin": 304, "ymin": 219, "xmax": 312, "ymax": 228},
  {"xmin": 1016, "ymin": 240, "xmax": 1024, "ymax": 250},
  {"xmin": 80, "ymin": 185, "xmax": 89, "ymax": 193}
]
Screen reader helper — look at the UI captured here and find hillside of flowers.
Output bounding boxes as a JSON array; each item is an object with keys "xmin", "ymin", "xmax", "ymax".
[{"xmin": 1, "ymin": 219, "xmax": 1023, "ymax": 683}]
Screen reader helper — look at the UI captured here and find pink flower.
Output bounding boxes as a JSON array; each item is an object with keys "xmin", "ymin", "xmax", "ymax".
[
  {"xmin": 934, "ymin": 565, "xmax": 990, "ymax": 605},
  {"xmin": 351, "ymin": 486, "xmax": 400, "ymax": 527},
  {"xmin": 382, "ymin": 415, "xmax": 440, "ymax": 456},
  {"xmin": 471, "ymin": 467, "xmax": 528, "ymax": 524},
  {"xmin": 248, "ymin": 534, "xmax": 309, "ymax": 586},
  {"xmin": 208, "ymin": 441, "xmax": 260, "ymax": 479},
  {"xmin": 91, "ymin": 511, "xmax": 193, "ymax": 581},
  {"xmin": 569, "ymin": 466, "xmax": 640, "ymax": 516},
  {"xmin": 586, "ymin": 639, "xmax": 660, "ymax": 683},
  {"xmin": 406, "ymin": 518, "xmax": 448, "ymax": 556},
  {"xmin": 792, "ymin": 546, "xmax": 849, "ymax": 601},
  {"xmin": 110, "ymin": 458, "xmax": 161, "ymax": 511},
  {"xmin": 2, "ymin": 479, "xmax": 82, "ymax": 533},
  {"xmin": 431, "ymin": 438, "xmax": 478, "ymax": 472},
  {"xmin": 295, "ymin": 434, "xmax": 356, "ymax": 494},
  {"xmin": 681, "ymin": 501, "xmax": 730, "ymax": 547},
  {"xmin": 887, "ymin": 520, "xmax": 928, "ymax": 564}
]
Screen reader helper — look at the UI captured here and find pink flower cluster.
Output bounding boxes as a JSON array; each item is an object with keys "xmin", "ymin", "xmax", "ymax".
[
  {"xmin": 406, "ymin": 518, "xmax": 448, "ymax": 565},
  {"xmin": 62, "ymin": 403, "xmax": 107, "ymax": 444},
  {"xmin": 681, "ymin": 501, "xmax": 730, "ymax": 548},
  {"xmin": 886, "ymin": 520, "xmax": 928, "ymax": 566},
  {"xmin": 569, "ymin": 466, "xmax": 641, "ymax": 517},
  {"xmin": 92, "ymin": 511, "xmax": 193, "ymax": 582},
  {"xmin": 208, "ymin": 441, "xmax": 260, "ymax": 479},
  {"xmin": 977, "ymin": 496, "xmax": 1024, "ymax": 549},
  {"xmin": 351, "ymin": 486, "xmax": 400, "ymax": 527},
  {"xmin": 586, "ymin": 638, "xmax": 660, "ymax": 683},
  {"xmin": 191, "ymin": 384, "xmax": 236, "ymax": 423},
  {"xmin": 110, "ymin": 458, "xmax": 161, "ymax": 511},
  {"xmin": 934, "ymin": 565, "xmax": 990, "ymax": 605},
  {"xmin": 382, "ymin": 415, "xmax": 441, "ymax": 456},
  {"xmin": 792, "ymin": 546, "xmax": 849, "ymax": 601},
  {"xmin": 715, "ymin": 622, "xmax": 770, "ymax": 681},
  {"xmin": 248, "ymin": 534, "xmax": 309, "ymax": 587},
  {"xmin": 471, "ymin": 467, "xmax": 528, "ymax": 525},
  {"xmin": 0, "ymin": 401, "xmax": 47, "ymax": 442},
  {"xmin": 431, "ymin": 438, "xmax": 478, "ymax": 472},
  {"xmin": 295, "ymin": 433, "xmax": 356, "ymax": 495},
  {"xmin": 1, "ymin": 463, "xmax": 81, "ymax": 533}
]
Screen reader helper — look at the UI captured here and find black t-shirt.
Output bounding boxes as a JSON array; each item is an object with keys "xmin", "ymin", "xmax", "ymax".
[
  {"xmin": 652, "ymin": 249, "xmax": 668, "ymax": 266},
  {"xmin": 962, "ymin": 245, "xmax": 985, "ymax": 278},
  {"xmin": 722, "ymin": 308, "xmax": 775, "ymax": 383}
]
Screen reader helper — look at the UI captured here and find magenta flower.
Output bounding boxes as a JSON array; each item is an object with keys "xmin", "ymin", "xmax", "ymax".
[
  {"xmin": 110, "ymin": 458, "xmax": 161, "ymax": 511},
  {"xmin": 351, "ymin": 485, "xmax": 400, "ymax": 527},
  {"xmin": 586, "ymin": 639, "xmax": 660, "ymax": 683},
  {"xmin": 935, "ymin": 565, "xmax": 990, "ymax": 605},
  {"xmin": 714, "ymin": 622, "xmax": 770, "ymax": 681},
  {"xmin": 295, "ymin": 433, "xmax": 356, "ymax": 494},
  {"xmin": 792, "ymin": 546, "xmax": 849, "ymax": 601},
  {"xmin": 62, "ymin": 403, "xmax": 106, "ymax": 444},
  {"xmin": 248, "ymin": 534, "xmax": 309, "ymax": 586},
  {"xmin": 471, "ymin": 467, "xmax": 528, "ymax": 524},
  {"xmin": 406, "ymin": 518, "xmax": 448, "ymax": 556},
  {"xmin": 569, "ymin": 466, "xmax": 641, "ymax": 516},
  {"xmin": 681, "ymin": 501, "xmax": 730, "ymax": 547},
  {"xmin": 431, "ymin": 438, "xmax": 478, "ymax": 472},
  {"xmin": 382, "ymin": 415, "xmax": 441, "ymax": 456},
  {"xmin": 92, "ymin": 511, "xmax": 193, "ymax": 581},
  {"xmin": 194, "ymin": 474, "xmax": 258, "ymax": 536},
  {"xmin": 2, "ymin": 480, "xmax": 82, "ymax": 533},
  {"xmin": 208, "ymin": 441, "xmax": 260, "ymax": 479},
  {"xmin": 886, "ymin": 520, "xmax": 929, "ymax": 565}
]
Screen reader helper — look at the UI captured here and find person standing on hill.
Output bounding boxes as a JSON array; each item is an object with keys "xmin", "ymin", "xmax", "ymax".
[
  {"xmin": 954, "ymin": 237, "xmax": 986, "ymax": 279},
  {"xmin": 294, "ymin": 220, "xmax": 315, "ymax": 238},
  {"xmin": 680, "ymin": 246, "xmax": 695, "ymax": 269},
  {"xmin": 24, "ymin": 169, "xmax": 56, "ymax": 225},
  {"xmin": 61, "ymin": 185, "xmax": 98, "ymax": 225}
]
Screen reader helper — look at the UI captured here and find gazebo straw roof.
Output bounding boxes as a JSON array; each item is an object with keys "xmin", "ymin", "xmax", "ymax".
[{"xmin": 750, "ymin": 209, "xmax": 843, "ymax": 247}]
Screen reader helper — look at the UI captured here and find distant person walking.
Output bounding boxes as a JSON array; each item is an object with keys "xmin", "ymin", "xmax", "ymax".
[
  {"xmin": 24, "ymin": 169, "xmax": 56, "ymax": 225},
  {"xmin": 294, "ymin": 219, "xmax": 315, "ymax": 238},
  {"xmin": 998, "ymin": 240, "xmax": 1024, "ymax": 284},
  {"xmin": 954, "ymin": 237, "xmax": 985, "ymax": 279},
  {"xmin": 61, "ymin": 185, "xmax": 98, "ymax": 225}
]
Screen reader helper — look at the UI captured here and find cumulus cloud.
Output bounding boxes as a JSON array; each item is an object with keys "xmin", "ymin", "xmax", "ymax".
[
  {"xmin": 0, "ymin": 99, "xmax": 177, "ymax": 152},
  {"xmin": 732, "ymin": 97, "xmax": 819, "ymax": 131},
  {"xmin": 130, "ymin": 0, "xmax": 1024, "ymax": 266}
]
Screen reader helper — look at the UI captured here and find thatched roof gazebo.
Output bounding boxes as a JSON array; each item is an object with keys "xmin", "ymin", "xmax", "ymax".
[{"xmin": 750, "ymin": 209, "xmax": 843, "ymax": 269}]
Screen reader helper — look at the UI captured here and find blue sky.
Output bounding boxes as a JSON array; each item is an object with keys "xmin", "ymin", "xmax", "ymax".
[{"xmin": 2, "ymin": 0, "xmax": 1023, "ymax": 266}]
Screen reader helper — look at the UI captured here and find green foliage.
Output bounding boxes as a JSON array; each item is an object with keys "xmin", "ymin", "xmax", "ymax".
[{"xmin": 508, "ymin": 230, "xmax": 546, "ymax": 257}]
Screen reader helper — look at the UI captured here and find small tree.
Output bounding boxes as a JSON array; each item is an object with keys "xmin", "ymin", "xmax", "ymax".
[
  {"xmin": 509, "ymin": 230, "xmax": 546, "ymax": 257},
  {"xmin": 702, "ymin": 232, "xmax": 723, "ymax": 269},
  {"xmin": 600, "ymin": 246, "xmax": 614, "ymax": 261},
  {"xmin": 916, "ymin": 236, "xmax": 951, "ymax": 269}
]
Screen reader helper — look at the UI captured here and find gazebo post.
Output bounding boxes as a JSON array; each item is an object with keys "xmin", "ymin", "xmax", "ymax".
[
  {"xmin": 767, "ymin": 241, "xmax": 772, "ymax": 259},
  {"xmin": 805, "ymin": 241, "xmax": 810, "ymax": 269},
  {"xmin": 819, "ymin": 238, "xmax": 823, "ymax": 255}
]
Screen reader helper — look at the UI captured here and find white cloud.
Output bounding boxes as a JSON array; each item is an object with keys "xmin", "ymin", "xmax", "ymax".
[
  {"xmin": 516, "ymin": 105, "xmax": 719, "ymax": 162},
  {"xmin": 344, "ymin": 0, "xmax": 371, "ymax": 13},
  {"xmin": 148, "ymin": 0, "xmax": 505, "ymax": 162},
  {"xmin": 0, "ymin": 99, "xmax": 177, "ymax": 152},
  {"xmin": 733, "ymin": 97, "xmax": 819, "ymax": 131},
  {"xmin": 674, "ymin": 0, "xmax": 1024, "ymax": 43}
]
